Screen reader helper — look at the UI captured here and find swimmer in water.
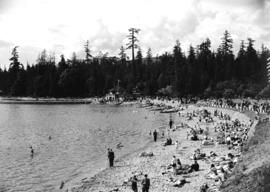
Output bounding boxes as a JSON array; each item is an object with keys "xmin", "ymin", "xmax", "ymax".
[
  {"xmin": 59, "ymin": 181, "xmax": 65, "ymax": 189},
  {"xmin": 30, "ymin": 146, "xmax": 34, "ymax": 157}
]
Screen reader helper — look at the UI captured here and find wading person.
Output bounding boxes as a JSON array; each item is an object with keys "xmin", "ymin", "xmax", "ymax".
[
  {"xmin": 30, "ymin": 146, "xmax": 34, "ymax": 157},
  {"xmin": 141, "ymin": 174, "xmax": 150, "ymax": 192},
  {"xmin": 153, "ymin": 129, "xmax": 157, "ymax": 142}
]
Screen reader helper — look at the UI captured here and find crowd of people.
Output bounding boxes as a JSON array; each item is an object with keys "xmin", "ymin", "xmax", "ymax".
[
  {"xmin": 141, "ymin": 97, "xmax": 259, "ymax": 191},
  {"xmin": 102, "ymin": 97, "xmax": 265, "ymax": 192}
]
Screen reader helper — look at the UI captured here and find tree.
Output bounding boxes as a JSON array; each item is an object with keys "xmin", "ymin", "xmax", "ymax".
[
  {"xmin": 187, "ymin": 45, "xmax": 199, "ymax": 94},
  {"xmin": 146, "ymin": 48, "xmax": 153, "ymax": 65},
  {"xmin": 216, "ymin": 31, "xmax": 234, "ymax": 81},
  {"xmin": 36, "ymin": 49, "xmax": 48, "ymax": 65},
  {"xmin": 259, "ymin": 44, "xmax": 270, "ymax": 85},
  {"xmin": 197, "ymin": 38, "xmax": 212, "ymax": 91},
  {"xmin": 173, "ymin": 40, "xmax": 185, "ymax": 95},
  {"xmin": 235, "ymin": 40, "xmax": 246, "ymax": 79},
  {"xmin": 58, "ymin": 54, "xmax": 68, "ymax": 72},
  {"xmin": 221, "ymin": 30, "xmax": 233, "ymax": 55},
  {"xmin": 246, "ymin": 38, "xmax": 259, "ymax": 81},
  {"xmin": 9, "ymin": 46, "xmax": 24, "ymax": 95},
  {"xmin": 9, "ymin": 46, "xmax": 23, "ymax": 72},
  {"xmin": 126, "ymin": 28, "xmax": 140, "ymax": 78},
  {"xmin": 119, "ymin": 46, "xmax": 127, "ymax": 64},
  {"xmin": 85, "ymin": 40, "xmax": 92, "ymax": 64}
]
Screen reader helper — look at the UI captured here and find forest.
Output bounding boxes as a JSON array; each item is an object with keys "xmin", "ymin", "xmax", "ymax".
[{"xmin": 1, "ymin": 30, "xmax": 270, "ymax": 98}]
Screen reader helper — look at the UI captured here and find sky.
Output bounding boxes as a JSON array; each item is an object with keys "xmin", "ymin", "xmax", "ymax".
[{"xmin": 0, "ymin": 0, "xmax": 269, "ymax": 67}]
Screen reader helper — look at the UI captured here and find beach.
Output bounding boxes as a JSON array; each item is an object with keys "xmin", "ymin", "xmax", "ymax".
[{"xmin": 68, "ymin": 101, "xmax": 255, "ymax": 192}]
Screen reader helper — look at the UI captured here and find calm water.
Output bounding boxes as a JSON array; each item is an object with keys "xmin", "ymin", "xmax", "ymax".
[{"xmin": 0, "ymin": 104, "xmax": 169, "ymax": 192}]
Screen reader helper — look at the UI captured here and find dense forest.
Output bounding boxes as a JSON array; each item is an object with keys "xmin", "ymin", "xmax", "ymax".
[{"xmin": 0, "ymin": 30, "xmax": 270, "ymax": 98}]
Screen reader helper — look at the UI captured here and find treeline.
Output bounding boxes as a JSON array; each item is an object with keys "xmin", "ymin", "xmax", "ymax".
[{"xmin": 0, "ymin": 30, "xmax": 270, "ymax": 98}]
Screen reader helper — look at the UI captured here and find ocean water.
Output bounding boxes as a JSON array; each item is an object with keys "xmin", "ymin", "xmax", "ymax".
[{"xmin": 0, "ymin": 104, "xmax": 170, "ymax": 192}]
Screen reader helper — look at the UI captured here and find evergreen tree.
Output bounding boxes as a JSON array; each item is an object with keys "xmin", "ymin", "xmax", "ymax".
[
  {"xmin": 235, "ymin": 40, "xmax": 246, "ymax": 80},
  {"xmin": 119, "ymin": 46, "xmax": 127, "ymax": 64},
  {"xmin": 146, "ymin": 48, "xmax": 153, "ymax": 65},
  {"xmin": 246, "ymin": 38, "xmax": 259, "ymax": 81},
  {"xmin": 9, "ymin": 46, "xmax": 23, "ymax": 73},
  {"xmin": 126, "ymin": 28, "xmax": 140, "ymax": 79},
  {"xmin": 85, "ymin": 40, "xmax": 92, "ymax": 64}
]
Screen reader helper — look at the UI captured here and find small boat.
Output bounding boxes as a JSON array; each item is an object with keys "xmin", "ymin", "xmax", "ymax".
[
  {"xmin": 150, "ymin": 107, "xmax": 165, "ymax": 111},
  {"xmin": 160, "ymin": 108, "xmax": 179, "ymax": 113}
]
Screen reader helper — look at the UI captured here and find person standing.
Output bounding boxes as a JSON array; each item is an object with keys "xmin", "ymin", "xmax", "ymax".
[
  {"xmin": 172, "ymin": 156, "xmax": 177, "ymax": 175},
  {"xmin": 169, "ymin": 118, "xmax": 173, "ymax": 129},
  {"xmin": 141, "ymin": 174, "xmax": 150, "ymax": 192},
  {"xmin": 153, "ymin": 130, "xmax": 157, "ymax": 142},
  {"xmin": 108, "ymin": 148, "xmax": 115, "ymax": 167},
  {"xmin": 131, "ymin": 175, "xmax": 138, "ymax": 192},
  {"xmin": 175, "ymin": 140, "xmax": 180, "ymax": 152}
]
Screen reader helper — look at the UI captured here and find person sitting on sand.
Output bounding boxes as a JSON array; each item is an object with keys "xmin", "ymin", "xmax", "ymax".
[
  {"xmin": 219, "ymin": 167, "xmax": 227, "ymax": 182},
  {"xmin": 164, "ymin": 137, "xmax": 172, "ymax": 146},
  {"xmin": 161, "ymin": 130, "xmax": 165, "ymax": 138},
  {"xmin": 200, "ymin": 183, "xmax": 209, "ymax": 192},
  {"xmin": 210, "ymin": 164, "xmax": 217, "ymax": 175},
  {"xmin": 176, "ymin": 158, "xmax": 182, "ymax": 170},
  {"xmin": 190, "ymin": 132, "xmax": 198, "ymax": 141},
  {"xmin": 189, "ymin": 160, "xmax": 199, "ymax": 172}
]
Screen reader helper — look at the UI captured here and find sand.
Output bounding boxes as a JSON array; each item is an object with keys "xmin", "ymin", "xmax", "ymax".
[{"xmin": 66, "ymin": 103, "xmax": 253, "ymax": 192}]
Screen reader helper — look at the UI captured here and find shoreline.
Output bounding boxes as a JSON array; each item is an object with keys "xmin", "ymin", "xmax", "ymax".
[
  {"xmin": 0, "ymin": 97, "xmax": 93, "ymax": 104},
  {"xmin": 67, "ymin": 101, "xmax": 255, "ymax": 192},
  {"xmin": 0, "ymin": 97, "xmax": 138, "ymax": 105}
]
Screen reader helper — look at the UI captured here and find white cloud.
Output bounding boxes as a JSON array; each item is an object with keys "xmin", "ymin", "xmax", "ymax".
[{"xmin": 0, "ymin": 0, "xmax": 269, "ymax": 67}]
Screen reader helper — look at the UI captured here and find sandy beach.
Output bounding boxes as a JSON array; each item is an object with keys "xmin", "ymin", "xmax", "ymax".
[{"xmin": 65, "ymin": 101, "xmax": 254, "ymax": 192}]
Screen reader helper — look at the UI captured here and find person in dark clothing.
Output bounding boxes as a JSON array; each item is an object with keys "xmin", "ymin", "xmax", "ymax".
[
  {"xmin": 108, "ymin": 148, "xmax": 115, "ymax": 167},
  {"xmin": 131, "ymin": 175, "xmax": 138, "ymax": 192},
  {"xmin": 153, "ymin": 130, "xmax": 157, "ymax": 142},
  {"xmin": 141, "ymin": 174, "xmax": 150, "ymax": 192},
  {"xmin": 189, "ymin": 160, "xmax": 199, "ymax": 172},
  {"xmin": 30, "ymin": 146, "xmax": 34, "ymax": 158},
  {"xmin": 169, "ymin": 118, "xmax": 173, "ymax": 129}
]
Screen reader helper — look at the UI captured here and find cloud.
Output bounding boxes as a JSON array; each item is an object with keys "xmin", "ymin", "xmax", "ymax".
[
  {"xmin": 0, "ymin": 0, "xmax": 16, "ymax": 14},
  {"xmin": 0, "ymin": 0, "xmax": 270, "ymax": 67},
  {"xmin": 88, "ymin": 20, "xmax": 126, "ymax": 55},
  {"xmin": 0, "ymin": 40, "xmax": 12, "ymax": 48}
]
